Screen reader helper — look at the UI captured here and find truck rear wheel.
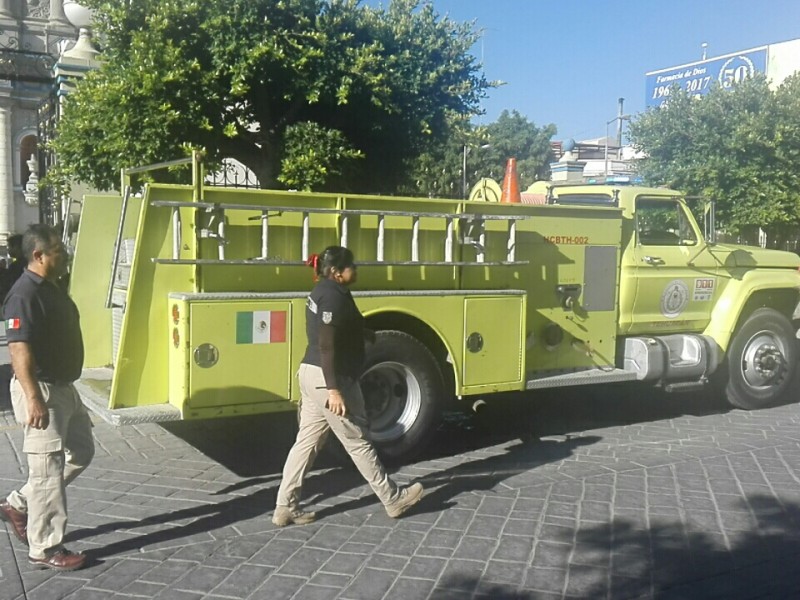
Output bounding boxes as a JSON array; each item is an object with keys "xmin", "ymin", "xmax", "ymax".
[
  {"xmin": 360, "ymin": 331, "xmax": 444, "ymax": 462},
  {"xmin": 722, "ymin": 308, "xmax": 799, "ymax": 410}
]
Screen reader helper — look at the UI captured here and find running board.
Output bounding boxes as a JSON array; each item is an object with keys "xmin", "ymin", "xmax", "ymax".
[
  {"xmin": 663, "ymin": 380, "xmax": 707, "ymax": 393},
  {"xmin": 526, "ymin": 368, "xmax": 638, "ymax": 390},
  {"xmin": 75, "ymin": 368, "xmax": 181, "ymax": 426}
]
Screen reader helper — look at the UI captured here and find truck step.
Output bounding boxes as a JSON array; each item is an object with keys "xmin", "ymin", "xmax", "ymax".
[
  {"xmin": 663, "ymin": 380, "xmax": 707, "ymax": 393},
  {"xmin": 525, "ymin": 368, "xmax": 638, "ymax": 390},
  {"xmin": 75, "ymin": 368, "xmax": 181, "ymax": 426}
]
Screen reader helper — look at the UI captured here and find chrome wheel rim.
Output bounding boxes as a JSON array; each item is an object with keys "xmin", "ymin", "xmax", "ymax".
[
  {"xmin": 740, "ymin": 329, "xmax": 788, "ymax": 389},
  {"xmin": 360, "ymin": 361, "xmax": 422, "ymax": 442}
]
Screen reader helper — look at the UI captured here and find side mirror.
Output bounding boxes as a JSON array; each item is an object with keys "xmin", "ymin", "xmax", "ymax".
[{"xmin": 704, "ymin": 200, "xmax": 717, "ymax": 245}]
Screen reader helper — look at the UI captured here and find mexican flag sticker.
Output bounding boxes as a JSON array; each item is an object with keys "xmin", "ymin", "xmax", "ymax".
[{"xmin": 236, "ymin": 311, "xmax": 286, "ymax": 344}]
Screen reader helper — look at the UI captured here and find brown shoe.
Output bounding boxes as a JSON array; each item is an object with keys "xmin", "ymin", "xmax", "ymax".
[
  {"xmin": 0, "ymin": 500, "xmax": 28, "ymax": 546},
  {"xmin": 29, "ymin": 549, "xmax": 87, "ymax": 571}
]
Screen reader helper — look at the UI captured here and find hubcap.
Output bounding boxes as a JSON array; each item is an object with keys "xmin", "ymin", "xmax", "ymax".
[
  {"xmin": 740, "ymin": 330, "xmax": 787, "ymax": 389},
  {"xmin": 360, "ymin": 361, "xmax": 422, "ymax": 443}
]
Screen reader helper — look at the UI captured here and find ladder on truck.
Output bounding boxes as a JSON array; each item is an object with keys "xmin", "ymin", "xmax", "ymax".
[
  {"xmin": 104, "ymin": 155, "xmax": 533, "ymax": 355},
  {"xmin": 106, "ymin": 191, "xmax": 532, "ymax": 312},
  {"xmin": 147, "ymin": 199, "xmax": 532, "ymax": 268}
]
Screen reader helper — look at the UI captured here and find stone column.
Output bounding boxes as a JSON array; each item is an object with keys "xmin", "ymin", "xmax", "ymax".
[
  {"xmin": 0, "ymin": 102, "xmax": 14, "ymax": 241},
  {"xmin": 49, "ymin": 0, "xmax": 70, "ymax": 26},
  {"xmin": 0, "ymin": 0, "xmax": 13, "ymax": 19}
]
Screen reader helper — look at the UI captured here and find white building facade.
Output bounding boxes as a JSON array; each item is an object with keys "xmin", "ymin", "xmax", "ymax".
[{"xmin": 0, "ymin": 0, "xmax": 76, "ymax": 248}]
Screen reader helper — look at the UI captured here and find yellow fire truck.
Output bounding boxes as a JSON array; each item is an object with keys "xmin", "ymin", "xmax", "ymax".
[{"xmin": 69, "ymin": 153, "xmax": 800, "ymax": 461}]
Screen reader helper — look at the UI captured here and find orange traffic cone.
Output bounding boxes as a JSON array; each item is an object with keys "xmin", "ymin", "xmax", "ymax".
[{"xmin": 500, "ymin": 157, "xmax": 521, "ymax": 204}]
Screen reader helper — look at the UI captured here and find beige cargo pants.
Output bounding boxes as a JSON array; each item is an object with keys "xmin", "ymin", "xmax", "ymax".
[
  {"xmin": 276, "ymin": 363, "xmax": 399, "ymax": 509},
  {"xmin": 6, "ymin": 378, "xmax": 94, "ymax": 559}
]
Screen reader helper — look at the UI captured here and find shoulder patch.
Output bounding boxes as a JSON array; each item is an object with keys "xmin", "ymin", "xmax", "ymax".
[
  {"xmin": 5, "ymin": 318, "xmax": 20, "ymax": 330},
  {"xmin": 322, "ymin": 311, "xmax": 333, "ymax": 324},
  {"xmin": 307, "ymin": 297, "xmax": 318, "ymax": 314}
]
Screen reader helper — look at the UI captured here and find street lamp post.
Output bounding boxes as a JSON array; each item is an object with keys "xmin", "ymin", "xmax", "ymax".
[{"xmin": 604, "ymin": 115, "xmax": 630, "ymax": 176}]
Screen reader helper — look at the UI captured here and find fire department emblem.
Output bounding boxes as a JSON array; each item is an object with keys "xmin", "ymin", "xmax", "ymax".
[
  {"xmin": 322, "ymin": 311, "xmax": 333, "ymax": 324},
  {"xmin": 661, "ymin": 280, "xmax": 689, "ymax": 319}
]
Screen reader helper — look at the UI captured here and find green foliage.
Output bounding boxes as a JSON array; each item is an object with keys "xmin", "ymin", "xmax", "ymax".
[
  {"xmin": 629, "ymin": 74, "xmax": 800, "ymax": 235},
  {"xmin": 52, "ymin": 0, "xmax": 490, "ymax": 192},
  {"xmin": 402, "ymin": 110, "xmax": 557, "ymax": 199},
  {"xmin": 483, "ymin": 110, "xmax": 557, "ymax": 186},
  {"xmin": 278, "ymin": 122, "xmax": 363, "ymax": 190}
]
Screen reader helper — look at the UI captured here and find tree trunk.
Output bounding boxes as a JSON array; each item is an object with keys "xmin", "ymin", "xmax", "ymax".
[{"xmin": 221, "ymin": 140, "xmax": 277, "ymax": 190}]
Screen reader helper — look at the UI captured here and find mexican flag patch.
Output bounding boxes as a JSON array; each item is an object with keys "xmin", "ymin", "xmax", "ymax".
[
  {"xmin": 236, "ymin": 311, "xmax": 286, "ymax": 344},
  {"xmin": 5, "ymin": 318, "xmax": 20, "ymax": 330}
]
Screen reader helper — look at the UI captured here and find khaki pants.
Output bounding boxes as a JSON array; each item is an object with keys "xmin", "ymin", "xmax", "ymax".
[
  {"xmin": 6, "ymin": 378, "xmax": 94, "ymax": 559},
  {"xmin": 276, "ymin": 363, "xmax": 399, "ymax": 509}
]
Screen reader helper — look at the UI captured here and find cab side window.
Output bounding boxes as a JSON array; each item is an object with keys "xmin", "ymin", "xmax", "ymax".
[{"xmin": 636, "ymin": 198, "xmax": 698, "ymax": 246}]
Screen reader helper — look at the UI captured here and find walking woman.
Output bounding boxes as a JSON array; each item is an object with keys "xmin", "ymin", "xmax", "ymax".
[{"xmin": 272, "ymin": 246, "xmax": 424, "ymax": 526}]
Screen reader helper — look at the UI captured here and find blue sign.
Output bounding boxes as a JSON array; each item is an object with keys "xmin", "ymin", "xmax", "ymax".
[{"xmin": 645, "ymin": 48, "xmax": 768, "ymax": 108}]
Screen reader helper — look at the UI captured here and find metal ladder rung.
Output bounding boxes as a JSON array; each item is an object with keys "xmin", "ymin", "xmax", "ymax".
[
  {"xmin": 340, "ymin": 214, "xmax": 349, "ymax": 248},
  {"xmin": 445, "ymin": 217, "xmax": 454, "ymax": 262},
  {"xmin": 507, "ymin": 219, "xmax": 517, "ymax": 262},
  {"xmin": 411, "ymin": 216, "xmax": 420, "ymax": 262},
  {"xmin": 377, "ymin": 215, "xmax": 385, "ymax": 261},
  {"xmin": 477, "ymin": 219, "xmax": 486, "ymax": 263},
  {"xmin": 260, "ymin": 211, "xmax": 269, "ymax": 259},
  {"xmin": 302, "ymin": 212, "xmax": 309, "ymax": 261},
  {"xmin": 172, "ymin": 207, "xmax": 182, "ymax": 259}
]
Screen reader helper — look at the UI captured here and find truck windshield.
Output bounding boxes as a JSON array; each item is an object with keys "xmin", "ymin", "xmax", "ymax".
[{"xmin": 636, "ymin": 197, "xmax": 698, "ymax": 246}]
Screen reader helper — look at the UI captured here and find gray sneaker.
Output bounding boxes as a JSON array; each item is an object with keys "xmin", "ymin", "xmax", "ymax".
[
  {"xmin": 385, "ymin": 483, "xmax": 424, "ymax": 518},
  {"xmin": 272, "ymin": 506, "xmax": 317, "ymax": 527}
]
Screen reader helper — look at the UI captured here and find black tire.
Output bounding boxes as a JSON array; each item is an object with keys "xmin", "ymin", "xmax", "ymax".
[
  {"xmin": 360, "ymin": 330, "xmax": 445, "ymax": 462},
  {"xmin": 722, "ymin": 308, "xmax": 799, "ymax": 410}
]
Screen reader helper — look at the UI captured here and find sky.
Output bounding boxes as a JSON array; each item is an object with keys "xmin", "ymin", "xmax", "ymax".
[{"xmin": 380, "ymin": 0, "xmax": 800, "ymax": 142}]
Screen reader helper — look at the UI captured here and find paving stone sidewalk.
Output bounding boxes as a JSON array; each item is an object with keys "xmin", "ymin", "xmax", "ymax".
[{"xmin": 2, "ymin": 328, "xmax": 800, "ymax": 599}]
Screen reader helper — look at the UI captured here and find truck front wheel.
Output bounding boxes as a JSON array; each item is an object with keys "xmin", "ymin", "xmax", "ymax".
[
  {"xmin": 722, "ymin": 308, "xmax": 799, "ymax": 410},
  {"xmin": 360, "ymin": 331, "xmax": 444, "ymax": 462}
]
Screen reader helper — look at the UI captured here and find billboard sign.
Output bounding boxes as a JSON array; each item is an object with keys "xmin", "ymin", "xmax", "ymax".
[{"xmin": 645, "ymin": 47, "xmax": 768, "ymax": 108}]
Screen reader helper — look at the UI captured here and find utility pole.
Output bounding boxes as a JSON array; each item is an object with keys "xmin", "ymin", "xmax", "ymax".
[{"xmin": 605, "ymin": 114, "xmax": 630, "ymax": 176}]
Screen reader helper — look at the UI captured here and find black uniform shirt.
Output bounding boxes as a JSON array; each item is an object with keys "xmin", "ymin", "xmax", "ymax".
[
  {"xmin": 3, "ymin": 270, "xmax": 84, "ymax": 383},
  {"xmin": 302, "ymin": 277, "xmax": 365, "ymax": 388}
]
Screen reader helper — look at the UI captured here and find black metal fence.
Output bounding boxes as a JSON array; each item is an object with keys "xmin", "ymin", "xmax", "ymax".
[{"xmin": 37, "ymin": 92, "xmax": 59, "ymax": 225}]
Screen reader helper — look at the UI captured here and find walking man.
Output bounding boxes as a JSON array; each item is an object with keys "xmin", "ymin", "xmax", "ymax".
[{"xmin": 0, "ymin": 224, "xmax": 94, "ymax": 571}]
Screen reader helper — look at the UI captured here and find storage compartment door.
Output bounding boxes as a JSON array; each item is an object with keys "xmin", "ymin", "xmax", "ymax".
[
  {"xmin": 188, "ymin": 301, "xmax": 292, "ymax": 410},
  {"xmin": 462, "ymin": 296, "xmax": 524, "ymax": 388}
]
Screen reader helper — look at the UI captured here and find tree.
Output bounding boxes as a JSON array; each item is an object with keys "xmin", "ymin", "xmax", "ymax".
[
  {"xmin": 51, "ymin": 0, "xmax": 490, "ymax": 193},
  {"xmin": 402, "ymin": 110, "xmax": 557, "ymax": 199},
  {"xmin": 629, "ymin": 74, "xmax": 800, "ymax": 238},
  {"xmin": 481, "ymin": 110, "xmax": 557, "ymax": 186}
]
